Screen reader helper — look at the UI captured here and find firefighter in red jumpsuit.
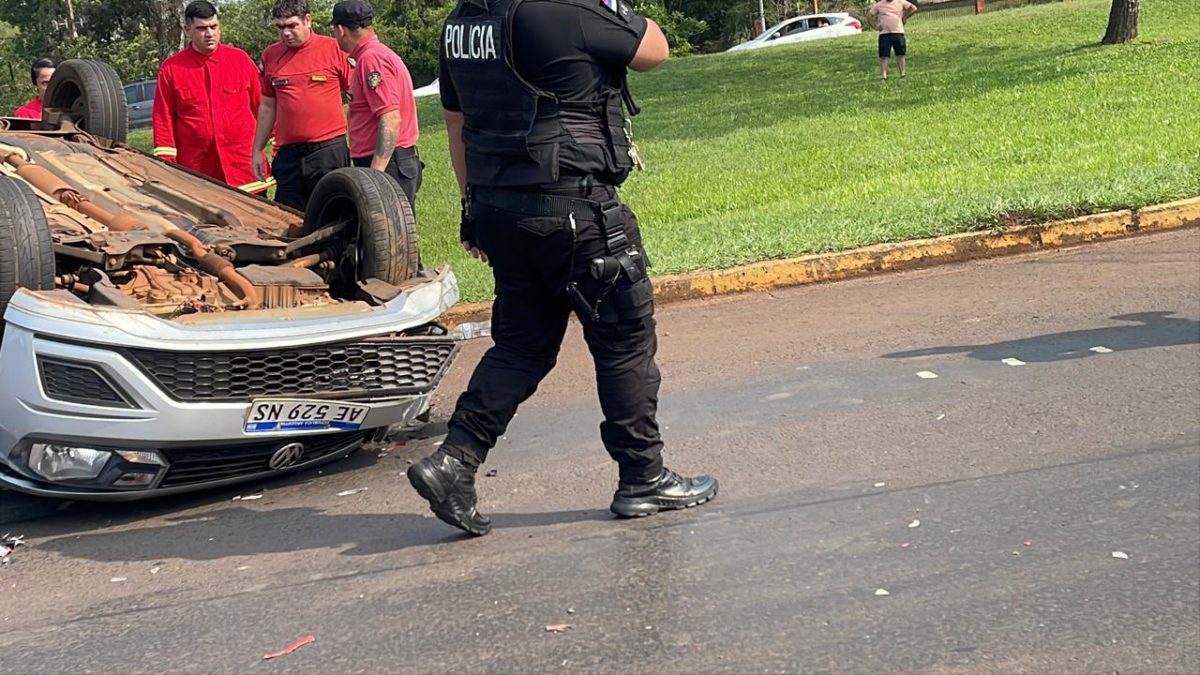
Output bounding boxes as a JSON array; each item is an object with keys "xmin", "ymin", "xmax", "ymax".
[{"xmin": 152, "ymin": 1, "xmax": 272, "ymax": 194}]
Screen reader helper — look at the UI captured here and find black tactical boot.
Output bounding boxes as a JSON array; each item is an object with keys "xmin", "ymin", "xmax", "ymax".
[
  {"xmin": 610, "ymin": 468, "xmax": 719, "ymax": 518},
  {"xmin": 406, "ymin": 451, "xmax": 492, "ymax": 536}
]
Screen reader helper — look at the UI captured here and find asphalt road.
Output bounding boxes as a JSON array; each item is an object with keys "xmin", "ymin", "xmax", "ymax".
[{"xmin": 2, "ymin": 230, "xmax": 1198, "ymax": 674}]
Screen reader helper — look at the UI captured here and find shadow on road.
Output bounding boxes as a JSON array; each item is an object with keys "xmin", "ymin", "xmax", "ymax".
[
  {"xmin": 33, "ymin": 506, "xmax": 612, "ymax": 562},
  {"xmin": 883, "ymin": 311, "xmax": 1200, "ymax": 363}
]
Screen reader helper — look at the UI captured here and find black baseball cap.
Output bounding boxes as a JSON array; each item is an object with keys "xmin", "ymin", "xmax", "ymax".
[{"xmin": 330, "ymin": 0, "xmax": 373, "ymax": 28}]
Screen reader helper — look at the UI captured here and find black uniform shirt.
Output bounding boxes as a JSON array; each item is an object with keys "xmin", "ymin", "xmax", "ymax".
[
  {"xmin": 441, "ymin": 0, "xmax": 648, "ymax": 181},
  {"xmin": 441, "ymin": 0, "xmax": 647, "ymax": 111}
]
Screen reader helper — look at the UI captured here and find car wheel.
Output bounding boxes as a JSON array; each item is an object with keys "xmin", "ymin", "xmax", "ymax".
[
  {"xmin": 0, "ymin": 176, "xmax": 55, "ymax": 335},
  {"xmin": 303, "ymin": 167, "xmax": 420, "ymax": 291},
  {"xmin": 41, "ymin": 59, "xmax": 129, "ymax": 144}
]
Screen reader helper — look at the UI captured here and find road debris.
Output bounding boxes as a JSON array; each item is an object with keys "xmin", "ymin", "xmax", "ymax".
[
  {"xmin": 566, "ymin": 608, "xmax": 576, "ymax": 614},
  {"xmin": 337, "ymin": 488, "xmax": 368, "ymax": 497},
  {"xmin": 232, "ymin": 494, "xmax": 263, "ymax": 501},
  {"xmin": 908, "ymin": 520, "xmax": 921, "ymax": 529},
  {"xmin": 1024, "ymin": 541, "xmax": 1033, "ymax": 547},
  {"xmin": 110, "ymin": 577, "xmax": 127, "ymax": 583},
  {"xmin": 1111, "ymin": 551, "xmax": 1130, "ymax": 560},
  {"xmin": 875, "ymin": 589, "xmax": 890, "ymax": 596},
  {"xmin": 900, "ymin": 543, "xmax": 910, "ymax": 549},
  {"xmin": 1001, "ymin": 358, "xmax": 1026, "ymax": 367},
  {"xmin": 263, "ymin": 635, "xmax": 315, "ymax": 660},
  {"xmin": 1090, "ymin": 346, "xmax": 1114, "ymax": 354},
  {"xmin": 916, "ymin": 371, "xmax": 939, "ymax": 379},
  {"xmin": 874, "ymin": 482, "xmax": 887, "ymax": 488},
  {"xmin": 485, "ymin": 469, "xmax": 499, "ymax": 478},
  {"xmin": 1, "ymin": 534, "xmax": 26, "ymax": 563},
  {"xmin": 545, "ymin": 624, "xmax": 573, "ymax": 633},
  {"xmin": 936, "ymin": 414, "xmax": 946, "ymax": 421},
  {"xmin": 150, "ymin": 565, "xmax": 161, "ymax": 575}
]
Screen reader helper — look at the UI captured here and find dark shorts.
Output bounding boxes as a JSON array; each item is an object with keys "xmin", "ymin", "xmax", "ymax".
[{"xmin": 879, "ymin": 33, "xmax": 907, "ymax": 58}]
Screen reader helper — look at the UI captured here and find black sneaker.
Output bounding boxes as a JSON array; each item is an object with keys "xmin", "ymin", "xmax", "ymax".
[
  {"xmin": 610, "ymin": 468, "xmax": 719, "ymax": 518},
  {"xmin": 406, "ymin": 451, "xmax": 492, "ymax": 536}
]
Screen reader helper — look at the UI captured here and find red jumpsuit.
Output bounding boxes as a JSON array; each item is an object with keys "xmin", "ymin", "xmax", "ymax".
[
  {"xmin": 13, "ymin": 97, "xmax": 42, "ymax": 119},
  {"xmin": 152, "ymin": 44, "xmax": 273, "ymax": 194}
]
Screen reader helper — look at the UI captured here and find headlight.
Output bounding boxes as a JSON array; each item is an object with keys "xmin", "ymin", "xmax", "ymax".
[{"xmin": 28, "ymin": 444, "xmax": 112, "ymax": 480}]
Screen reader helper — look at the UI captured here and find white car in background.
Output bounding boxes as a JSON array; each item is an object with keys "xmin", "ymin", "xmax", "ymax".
[
  {"xmin": 727, "ymin": 13, "xmax": 863, "ymax": 52},
  {"xmin": 413, "ymin": 78, "xmax": 440, "ymax": 98}
]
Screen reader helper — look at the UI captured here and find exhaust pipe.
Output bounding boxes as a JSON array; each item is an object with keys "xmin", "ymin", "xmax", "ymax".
[{"xmin": 2, "ymin": 152, "xmax": 261, "ymax": 309}]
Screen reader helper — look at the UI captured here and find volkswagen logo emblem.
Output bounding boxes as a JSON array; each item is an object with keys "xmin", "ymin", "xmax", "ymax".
[{"xmin": 269, "ymin": 443, "xmax": 306, "ymax": 470}]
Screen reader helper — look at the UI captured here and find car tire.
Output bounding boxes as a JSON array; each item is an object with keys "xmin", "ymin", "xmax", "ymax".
[
  {"xmin": 41, "ymin": 59, "xmax": 129, "ymax": 144},
  {"xmin": 0, "ymin": 176, "xmax": 55, "ymax": 334},
  {"xmin": 303, "ymin": 167, "xmax": 420, "ymax": 287}
]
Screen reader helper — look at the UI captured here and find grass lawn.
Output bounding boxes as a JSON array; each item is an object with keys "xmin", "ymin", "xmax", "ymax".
[{"xmin": 133, "ymin": 0, "xmax": 1200, "ymax": 303}]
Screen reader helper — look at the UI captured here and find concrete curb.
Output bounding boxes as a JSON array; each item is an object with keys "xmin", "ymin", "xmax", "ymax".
[{"xmin": 443, "ymin": 197, "xmax": 1200, "ymax": 326}]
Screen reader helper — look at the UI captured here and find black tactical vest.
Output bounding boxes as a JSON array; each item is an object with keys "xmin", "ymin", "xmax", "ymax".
[{"xmin": 442, "ymin": 0, "xmax": 639, "ymax": 188}]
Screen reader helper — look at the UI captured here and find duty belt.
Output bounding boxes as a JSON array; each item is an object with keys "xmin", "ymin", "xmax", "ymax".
[{"xmin": 470, "ymin": 186, "xmax": 630, "ymax": 254}]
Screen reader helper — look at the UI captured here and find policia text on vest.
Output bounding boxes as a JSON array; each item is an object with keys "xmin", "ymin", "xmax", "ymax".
[{"xmin": 444, "ymin": 20, "xmax": 499, "ymax": 61}]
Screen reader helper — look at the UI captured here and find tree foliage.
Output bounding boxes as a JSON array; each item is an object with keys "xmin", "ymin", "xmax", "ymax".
[{"xmin": 0, "ymin": 0, "xmax": 876, "ymax": 113}]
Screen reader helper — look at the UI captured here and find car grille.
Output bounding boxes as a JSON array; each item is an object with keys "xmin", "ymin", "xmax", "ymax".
[
  {"xmin": 38, "ymin": 358, "xmax": 132, "ymax": 407},
  {"xmin": 126, "ymin": 338, "xmax": 458, "ymax": 402},
  {"xmin": 158, "ymin": 431, "xmax": 368, "ymax": 488}
]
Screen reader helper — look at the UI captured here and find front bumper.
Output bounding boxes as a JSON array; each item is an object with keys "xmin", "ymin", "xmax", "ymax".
[{"xmin": 0, "ymin": 268, "xmax": 460, "ymax": 501}]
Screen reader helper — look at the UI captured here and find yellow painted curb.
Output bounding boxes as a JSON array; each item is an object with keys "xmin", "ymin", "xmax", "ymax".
[{"xmin": 443, "ymin": 199, "xmax": 1199, "ymax": 327}]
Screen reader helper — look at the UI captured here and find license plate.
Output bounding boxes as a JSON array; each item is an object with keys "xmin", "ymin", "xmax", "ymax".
[{"xmin": 244, "ymin": 399, "xmax": 371, "ymax": 433}]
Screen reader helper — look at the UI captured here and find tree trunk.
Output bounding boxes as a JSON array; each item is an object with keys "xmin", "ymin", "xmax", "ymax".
[
  {"xmin": 64, "ymin": 0, "xmax": 78, "ymax": 38},
  {"xmin": 1101, "ymin": 0, "xmax": 1139, "ymax": 44},
  {"xmin": 149, "ymin": 0, "xmax": 186, "ymax": 60}
]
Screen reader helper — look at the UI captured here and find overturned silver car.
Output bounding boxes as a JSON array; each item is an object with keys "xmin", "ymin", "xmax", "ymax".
[{"xmin": 0, "ymin": 60, "xmax": 458, "ymax": 501}]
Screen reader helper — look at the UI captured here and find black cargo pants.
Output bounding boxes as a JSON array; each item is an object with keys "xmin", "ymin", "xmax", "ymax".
[{"xmin": 441, "ymin": 184, "xmax": 664, "ymax": 484}]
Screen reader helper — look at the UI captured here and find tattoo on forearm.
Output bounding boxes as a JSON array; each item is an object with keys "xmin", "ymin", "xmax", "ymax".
[{"xmin": 375, "ymin": 116, "xmax": 399, "ymax": 163}]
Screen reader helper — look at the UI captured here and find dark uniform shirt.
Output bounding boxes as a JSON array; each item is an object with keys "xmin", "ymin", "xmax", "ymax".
[{"xmin": 439, "ymin": 0, "xmax": 648, "ymax": 180}]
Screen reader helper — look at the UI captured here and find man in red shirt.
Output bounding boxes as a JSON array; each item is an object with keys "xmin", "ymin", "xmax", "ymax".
[
  {"xmin": 252, "ymin": 0, "xmax": 352, "ymax": 211},
  {"xmin": 12, "ymin": 59, "xmax": 55, "ymax": 119},
  {"xmin": 152, "ymin": 1, "xmax": 271, "ymax": 194},
  {"xmin": 331, "ymin": 0, "xmax": 422, "ymax": 212}
]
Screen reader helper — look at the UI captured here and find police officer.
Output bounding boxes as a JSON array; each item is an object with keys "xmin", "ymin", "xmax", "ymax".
[{"xmin": 406, "ymin": 0, "xmax": 718, "ymax": 536}]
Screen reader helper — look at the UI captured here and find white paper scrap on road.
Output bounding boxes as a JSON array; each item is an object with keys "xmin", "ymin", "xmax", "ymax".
[
  {"xmin": 1112, "ymin": 551, "xmax": 1130, "ymax": 560},
  {"xmin": 909, "ymin": 519, "xmax": 921, "ymax": 529},
  {"xmin": 110, "ymin": 577, "xmax": 127, "ymax": 583},
  {"xmin": 875, "ymin": 589, "xmax": 890, "ymax": 596},
  {"xmin": 1002, "ymin": 358, "xmax": 1026, "ymax": 367},
  {"xmin": 337, "ymin": 488, "xmax": 368, "ymax": 497},
  {"xmin": 1090, "ymin": 346, "xmax": 1114, "ymax": 354},
  {"xmin": 233, "ymin": 494, "xmax": 263, "ymax": 501},
  {"xmin": 917, "ymin": 371, "xmax": 939, "ymax": 379},
  {"xmin": 874, "ymin": 482, "xmax": 887, "ymax": 488}
]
